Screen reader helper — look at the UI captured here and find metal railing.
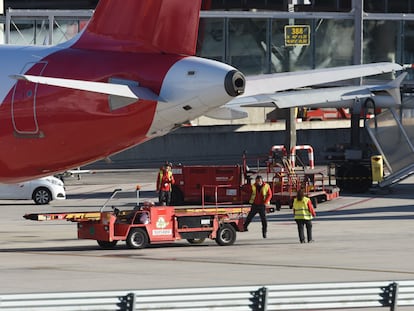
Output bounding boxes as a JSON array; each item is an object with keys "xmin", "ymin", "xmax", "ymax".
[{"xmin": 1, "ymin": 280, "xmax": 413, "ymax": 310}]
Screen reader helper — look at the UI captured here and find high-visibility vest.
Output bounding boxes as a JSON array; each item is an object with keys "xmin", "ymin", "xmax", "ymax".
[
  {"xmin": 293, "ymin": 197, "xmax": 313, "ymax": 220},
  {"xmin": 158, "ymin": 170, "xmax": 173, "ymax": 192},
  {"xmin": 249, "ymin": 183, "xmax": 271, "ymax": 204}
]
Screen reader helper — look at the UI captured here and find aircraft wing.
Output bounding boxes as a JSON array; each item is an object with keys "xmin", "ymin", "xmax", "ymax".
[
  {"xmin": 205, "ymin": 62, "xmax": 405, "ymax": 119},
  {"xmin": 243, "ymin": 72, "xmax": 407, "ymax": 109},
  {"xmin": 10, "ymin": 74, "xmax": 162, "ymax": 102},
  {"xmin": 242, "ymin": 62, "xmax": 403, "ymax": 97}
]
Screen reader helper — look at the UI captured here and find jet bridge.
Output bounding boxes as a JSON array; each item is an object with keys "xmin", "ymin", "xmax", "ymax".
[{"xmin": 366, "ymin": 107, "xmax": 414, "ymax": 188}]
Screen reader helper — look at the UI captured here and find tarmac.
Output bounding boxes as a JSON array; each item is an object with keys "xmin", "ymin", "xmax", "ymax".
[{"xmin": 0, "ymin": 169, "xmax": 413, "ymax": 302}]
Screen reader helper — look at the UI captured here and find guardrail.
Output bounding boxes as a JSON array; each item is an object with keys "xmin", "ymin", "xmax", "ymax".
[{"xmin": 1, "ymin": 280, "xmax": 413, "ymax": 310}]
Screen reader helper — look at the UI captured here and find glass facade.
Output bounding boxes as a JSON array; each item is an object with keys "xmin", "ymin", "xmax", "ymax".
[
  {"xmin": 4, "ymin": 0, "xmax": 414, "ymax": 14},
  {"xmin": 227, "ymin": 18, "xmax": 268, "ymax": 75},
  {"xmin": 3, "ymin": 1, "xmax": 414, "ymax": 80},
  {"xmin": 363, "ymin": 20, "xmax": 399, "ymax": 64},
  {"xmin": 197, "ymin": 13, "xmax": 414, "ymax": 81},
  {"xmin": 6, "ymin": 19, "xmax": 83, "ymax": 45},
  {"xmin": 198, "ymin": 16, "xmax": 355, "ymax": 74}
]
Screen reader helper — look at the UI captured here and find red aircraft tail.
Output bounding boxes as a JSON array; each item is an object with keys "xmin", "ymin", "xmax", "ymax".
[{"xmin": 72, "ymin": 0, "xmax": 202, "ymax": 55}]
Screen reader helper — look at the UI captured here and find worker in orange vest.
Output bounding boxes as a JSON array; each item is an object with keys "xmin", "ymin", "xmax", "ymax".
[
  {"xmin": 293, "ymin": 188, "xmax": 316, "ymax": 243},
  {"xmin": 243, "ymin": 175, "xmax": 272, "ymax": 238},
  {"xmin": 156, "ymin": 162, "xmax": 175, "ymax": 205}
]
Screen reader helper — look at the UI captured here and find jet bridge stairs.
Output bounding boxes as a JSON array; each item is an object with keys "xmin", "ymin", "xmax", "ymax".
[{"xmin": 366, "ymin": 107, "xmax": 414, "ymax": 189}]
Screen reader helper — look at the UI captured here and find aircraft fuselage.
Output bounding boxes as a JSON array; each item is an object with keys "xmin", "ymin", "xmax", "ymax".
[{"xmin": 0, "ymin": 44, "xmax": 242, "ymax": 182}]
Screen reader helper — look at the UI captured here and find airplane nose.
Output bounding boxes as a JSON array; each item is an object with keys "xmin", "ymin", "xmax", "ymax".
[{"xmin": 224, "ymin": 70, "xmax": 245, "ymax": 97}]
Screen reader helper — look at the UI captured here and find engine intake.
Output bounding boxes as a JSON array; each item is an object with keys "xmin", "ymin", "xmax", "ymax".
[{"xmin": 224, "ymin": 70, "xmax": 245, "ymax": 97}]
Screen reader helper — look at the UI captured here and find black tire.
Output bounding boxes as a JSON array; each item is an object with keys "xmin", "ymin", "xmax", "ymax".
[
  {"xmin": 32, "ymin": 187, "xmax": 52, "ymax": 205},
  {"xmin": 97, "ymin": 240, "xmax": 118, "ymax": 249},
  {"xmin": 215, "ymin": 224, "xmax": 236, "ymax": 246},
  {"xmin": 126, "ymin": 228, "xmax": 148, "ymax": 249},
  {"xmin": 187, "ymin": 238, "xmax": 206, "ymax": 244}
]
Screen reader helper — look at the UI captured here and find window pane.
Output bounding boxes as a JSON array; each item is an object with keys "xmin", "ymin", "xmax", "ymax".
[
  {"xmin": 403, "ymin": 21, "xmax": 414, "ymax": 80},
  {"xmin": 363, "ymin": 20, "xmax": 398, "ymax": 63},
  {"xmin": 314, "ymin": 19, "xmax": 354, "ymax": 67},
  {"xmin": 365, "ymin": 0, "xmax": 386, "ymax": 13},
  {"xmin": 388, "ymin": 0, "xmax": 410, "ymax": 13},
  {"xmin": 197, "ymin": 18, "xmax": 225, "ymax": 62},
  {"xmin": 227, "ymin": 18, "xmax": 268, "ymax": 75},
  {"xmin": 271, "ymin": 19, "xmax": 313, "ymax": 72},
  {"xmin": 53, "ymin": 19, "xmax": 84, "ymax": 44},
  {"xmin": 9, "ymin": 20, "xmax": 37, "ymax": 45}
]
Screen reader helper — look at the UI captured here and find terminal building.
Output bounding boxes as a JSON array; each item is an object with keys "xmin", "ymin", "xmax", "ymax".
[{"xmin": 3, "ymin": 1, "xmax": 414, "ymax": 72}]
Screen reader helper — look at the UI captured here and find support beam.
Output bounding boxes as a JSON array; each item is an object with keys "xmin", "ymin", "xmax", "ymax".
[{"xmin": 353, "ymin": 0, "xmax": 363, "ymax": 66}]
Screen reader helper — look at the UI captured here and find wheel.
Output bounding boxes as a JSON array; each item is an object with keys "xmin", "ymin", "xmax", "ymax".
[
  {"xmin": 187, "ymin": 238, "xmax": 206, "ymax": 244},
  {"xmin": 126, "ymin": 228, "xmax": 148, "ymax": 249},
  {"xmin": 97, "ymin": 240, "xmax": 118, "ymax": 249},
  {"xmin": 32, "ymin": 187, "xmax": 52, "ymax": 205},
  {"xmin": 215, "ymin": 224, "xmax": 236, "ymax": 246}
]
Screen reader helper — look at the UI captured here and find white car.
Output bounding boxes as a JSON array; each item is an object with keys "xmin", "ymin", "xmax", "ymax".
[{"xmin": 0, "ymin": 176, "xmax": 66, "ymax": 205}]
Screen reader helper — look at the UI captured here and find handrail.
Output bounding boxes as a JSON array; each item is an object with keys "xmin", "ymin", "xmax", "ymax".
[
  {"xmin": 1, "ymin": 280, "xmax": 413, "ymax": 310},
  {"xmin": 201, "ymin": 184, "xmax": 241, "ymax": 208}
]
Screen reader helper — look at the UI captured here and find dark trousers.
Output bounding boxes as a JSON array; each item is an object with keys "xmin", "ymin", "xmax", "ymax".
[
  {"xmin": 295, "ymin": 219, "xmax": 313, "ymax": 243},
  {"xmin": 159, "ymin": 191, "xmax": 171, "ymax": 205},
  {"xmin": 244, "ymin": 204, "xmax": 267, "ymax": 234}
]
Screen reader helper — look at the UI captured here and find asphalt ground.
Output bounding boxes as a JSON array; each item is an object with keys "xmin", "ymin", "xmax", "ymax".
[{"xmin": 0, "ymin": 169, "xmax": 413, "ymax": 306}]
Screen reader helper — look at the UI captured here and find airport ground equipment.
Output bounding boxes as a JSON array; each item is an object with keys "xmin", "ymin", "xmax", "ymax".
[
  {"xmin": 172, "ymin": 145, "xmax": 339, "ymax": 209},
  {"xmin": 23, "ymin": 189, "xmax": 274, "ymax": 249},
  {"xmin": 325, "ymin": 101, "xmax": 414, "ymax": 193},
  {"xmin": 320, "ymin": 81, "xmax": 414, "ymax": 193},
  {"xmin": 266, "ymin": 145, "xmax": 339, "ymax": 209},
  {"xmin": 171, "ymin": 145, "xmax": 339, "ymax": 209},
  {"xmin": 365, "ymin": 107, "xmax": 414, "ymax": 190},
  {"xmin": 301, "ymin": 107, "xmax": 351, "ymax": 121}
]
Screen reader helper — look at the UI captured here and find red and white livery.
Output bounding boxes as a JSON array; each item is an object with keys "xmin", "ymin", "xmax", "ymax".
[{"xmin": 0, "ymin": 0, "xmax": 404, "ymax": 182}]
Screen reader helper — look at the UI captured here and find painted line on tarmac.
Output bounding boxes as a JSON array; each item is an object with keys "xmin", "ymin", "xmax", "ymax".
[
  {"xmin": 330, "ymin": 197, "xmax": 375, "ymax": 212},
  {"xmin": 119, "ymin": 255, "xmax": 414, "ymax": 276},
  {"xmin": 11, "ymin": 250, "xmax": 414, "ymax": 276}
]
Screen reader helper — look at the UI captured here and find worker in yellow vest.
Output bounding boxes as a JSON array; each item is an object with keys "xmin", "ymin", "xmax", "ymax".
[
  {"xmin": 243, "ymin": 175, "xmax": 272, "ymax": 238},
  {"xmin": 293, "ymin": 188, "xmax": 316, "ymax": 243},
  {"xmin": 156, "ymin": 162, "xmax": 175, "ymax": 205}
]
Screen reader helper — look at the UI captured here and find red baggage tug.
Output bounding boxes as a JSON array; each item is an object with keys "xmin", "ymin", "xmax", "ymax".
[{"xmin": 23, "ymin": 189, "xmax": 275, "ymax": 249}]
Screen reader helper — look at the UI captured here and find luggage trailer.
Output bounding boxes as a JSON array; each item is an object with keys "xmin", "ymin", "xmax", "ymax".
[{"xmin": 24, "ymin": 189, "xmax": 275, "ymax": 249}]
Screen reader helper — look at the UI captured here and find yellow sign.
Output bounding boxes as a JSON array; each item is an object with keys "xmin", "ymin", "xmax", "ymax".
[{"xmin": 284, "ymin": 25, "xmax": 310, "ymax": 46}]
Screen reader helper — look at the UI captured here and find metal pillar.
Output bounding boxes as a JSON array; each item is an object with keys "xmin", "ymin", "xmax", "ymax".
[
  {"xmin": 285, "ymin": 0, "xmax": 297, "ymax": 153},
  {"xmin": 350, "ymin": 0, "xmax": 364, "ymax": 148},
  {"xmin": 353, "ymin": 0, "xmax": 363, "ymax": 66}
]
